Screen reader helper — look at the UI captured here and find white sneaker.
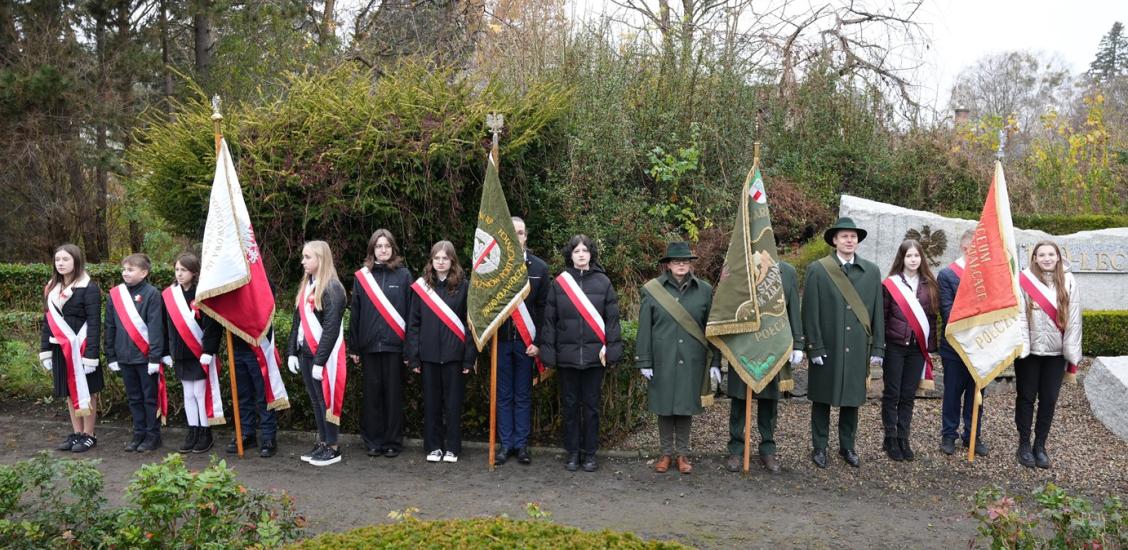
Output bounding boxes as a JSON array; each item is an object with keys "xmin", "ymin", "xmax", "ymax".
[
  {"xmin": 442, "ymin": 451, "xmax": 458, "ymax": 463},
  {"xmin": 426, "ymin": 450, "xmax": 443, "ymax": 462}
]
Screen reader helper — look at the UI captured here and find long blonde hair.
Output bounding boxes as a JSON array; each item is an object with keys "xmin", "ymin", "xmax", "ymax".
[
  {"xmin": 1027, "ymin": 240, "xmax": 1069, "ymax": 329},
  {"xmin": 296, "ymin": 240, "xmax": 340, "ymax": 311}
]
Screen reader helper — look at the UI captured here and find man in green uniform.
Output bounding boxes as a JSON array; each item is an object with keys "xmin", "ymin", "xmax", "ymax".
[
  {"xmin": 635, "ymin": 242, "xmax": 721, "ymax": 474},
  {"xmin": 726, "ymin": 261, "xmax": 805, "ymax": 473},
  {"xmin": 802, "ymin": 217, "xmax": 885, "ymax": 468}
]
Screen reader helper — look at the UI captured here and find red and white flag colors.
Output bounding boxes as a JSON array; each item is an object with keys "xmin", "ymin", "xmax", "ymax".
[
  {"xmin": 298, "ymin": 282, "xmax": 348, "ymax": 425},
  {"xmin": 411, "ymin": 277, "xmax": 467, "ymax": 342},
  {"xmin": 1018, "ymin": 268, "xmax": 1079, "ymax": 377},
  {"xmin": 196, "ymin": 137, "xmax": 275, "ymax": 346},
  {"xmin": 555, "ymin": 271, "xmax": 606, "ymax": 365},
  {"xmin": 162, "ymin": 285, "xmax": 225, "ymax": 425},
  {"xmin": 110, "ymin": 284, "xmax": 168, "ymax": 424},
  {"xmin": 882, "ymin": 277, "xmax": 935, "ymax": 390},
  {"xmin": 512, "ymin": 301, "xmax": 546, "ymax": 376},
  {"xmin": 43, "ymin": 275, "xmax": 93, "ymax": 416},
  {"xmin": 355, "ymin": 267, "xmax": 406, "ymax": 340}
]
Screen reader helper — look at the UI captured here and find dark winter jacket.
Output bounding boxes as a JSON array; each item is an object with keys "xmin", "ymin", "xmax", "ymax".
[
  {"xmin": 348, "ymin": 264, "xmax": 413, "ymax": 354},
  {"xmin": 497, "ymin": 252, "xmax": 551, "ymax": 343},
  {"xmin": 104, "ymin": 279, "xmax": 165, "ymax": 366},
  {"xmin": 539, "ymin": 265, "xmax": 623, "ymax": 370},
  {"xmin": 161, "ymin": 284, "xmax": 223, "ymax": 380},
  {"xmin": 937, "ymin": 265, "xmax": 961, "ymax": 360},
  {"xmin": 405, "ymin": 277, "xmax": 477, "ymax": 369},
  {"xmin": 882, "ymin": 274, "xmax": 939, "ymax": 352},
  {"xmin": 40, "ymin": 278, "xmax": 101, "ymax": 366},
  {"xmin": 287, "ymin": 279, "xmax": 348, "ymax": 367}
]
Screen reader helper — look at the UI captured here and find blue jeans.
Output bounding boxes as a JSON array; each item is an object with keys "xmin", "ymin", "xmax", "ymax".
[
  {"xmin": 940, "ymin": 351, "xmax": 983, "ymax": 441},
  {"xmin": 496, "ymin": 339, "xmax": 534, "ymax": 449},
  {"xmin": 233, "ymin": 346, "xmax": 277, "ymax": 440}
]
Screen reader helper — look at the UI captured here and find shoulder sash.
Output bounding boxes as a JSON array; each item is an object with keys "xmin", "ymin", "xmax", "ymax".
[
  {"xmin": 298, "ymin": 284, "xmax": 348, "ymax": 425},
  {"xmin": 1018, "ymin": 269, "xmax": 1077, "ymax": 374},
  {"xmin": 163, "ymin": 285, "xmax": 225, "ymax": 424},
  {"xmin": 410, "ymin": 278, "xmax": 466, "ymax": 342},
  {"xmin": 45, "ymin": 279, "xmax": 91, "ymax": 416},
  {"xmin": 642, "ymin": 278, "xmax": 708, "ymax": 347},
  {"xmin": 511, "ymin": 301, "xmax": 545, "ymax": 375},
  {"xmin": 555, "ymin": 271, "xmax": 607, "ymax": 363},
  {"xmin": 883, "ymin": 277, "xmax": 934, "ymax": 382},
  {"xmin": 356, "ymin": 267, "xmax": 406, "ymax": 340},
  {"xmin": 111, "ymin": 284, "xmax": 167, "ymax": 423},
  {"xmin": 817, "ymin": 256, "xmax": 872, "ymax": 338}
]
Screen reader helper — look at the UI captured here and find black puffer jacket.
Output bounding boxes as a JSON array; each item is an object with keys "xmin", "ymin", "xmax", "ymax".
[
  {"xmin": 540, "ymin": 265, "xmax": 623, "ymax": 369},
  {"xmin": 405, "ymin": 277, "xmax": 477, "ymax": 369},
  {"xmin": 348, "ymin": 263, "xmax": 414, "ymax": 354},
  {"xmin": 287, "ymin": 279, "xmax": 348, "ymax": 367},
  {"xmin": 104, "ymin": 280, "xmax": 165, "ymax": 366},
  {"xmin": 882, "ymin": 275, "xmax": 938, "ymax": 352}
]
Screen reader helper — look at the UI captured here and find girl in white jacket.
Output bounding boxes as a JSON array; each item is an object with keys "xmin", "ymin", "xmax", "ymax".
[{"xmin": 1014, "ymin": 240, "xmax": 1082, "ymax": 470}]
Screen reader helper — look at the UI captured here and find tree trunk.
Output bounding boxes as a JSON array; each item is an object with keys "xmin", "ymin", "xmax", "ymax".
[
  {"xmin": 322, "ymin": 0, "xmax": 336, "ymax": 43},
  {"xmin": 194, "ymin": 0, "xmax": 214, "ymax": 82},
  {"xmin": 160, "ymin": 0, "xmax": 173, "ymax": 112}
]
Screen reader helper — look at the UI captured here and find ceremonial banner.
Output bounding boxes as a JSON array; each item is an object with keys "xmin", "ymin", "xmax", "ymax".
[
  {"xmin": 706, "ymin": 160, "xmax": 793, "ymax": 394},
  {"xmin": 196, "ymin": 138, "xmax": 275, "ymax": 346},
  {"xmin": 467, "ymin": 142, "xmax": 529, "ymax": 351},
  {"xmin": 945, "ymin": 160, "xmax": 1026, "ymax": 386}
]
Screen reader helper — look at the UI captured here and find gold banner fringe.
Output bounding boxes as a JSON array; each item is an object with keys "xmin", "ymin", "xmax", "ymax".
[
  {"xmin": 207, "ymin": 416, "xmax": 227, "ymax": 427},
  {"xmin": 267, "ymin": 397, "xmax": 290, "ymax": 411}
]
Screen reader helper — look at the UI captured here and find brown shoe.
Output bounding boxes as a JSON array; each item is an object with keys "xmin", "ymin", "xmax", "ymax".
[
  {"xmin": 654, "ymin": 455, "xmax": 672, "ymax": 473},
  {"xmin": 760, "ymin": 452, "xmax": 780, "ymax": 473},
  {"xmin": 726, "ymin": 454, "xmax": 742, "ymax": 472},
  {"xmin": 676, "ymin": 455, "xmax": 693, "ymax": 474}
]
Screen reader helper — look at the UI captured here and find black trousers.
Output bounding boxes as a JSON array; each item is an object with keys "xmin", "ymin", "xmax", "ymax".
[
  {"xmin": 559, "ymin": 366, "xmax": 604, "ymax": 456},
  {"xmin": 121, "ymin": 363, "xmax": 160, "ymax": 438},
  {"xmin": 422, "ymin": 361, "xmax": 466, "ymax": 455},
  {"xmin": 300, "ymin": 353, "xmax": 339, "ymax": 445},
  {"xmin": 1014, "ymin": 354, "xmax": 1066, "ymax": 445},
  {"xmin": 360, "ymin": 352, "xmax": 405, "ymax": 452},
  {"xmin": 881, "ymin": 343, "xmax": 924, "ymax": 439}
]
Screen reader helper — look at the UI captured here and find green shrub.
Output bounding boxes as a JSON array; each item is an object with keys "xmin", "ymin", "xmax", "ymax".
[
  {"xmin": 0, "ymin": 452, "xmax": 115, "ymax": 549},
  {"xmin": 944, "ymin": 212, "xmax": 1128, "ymax": 234},
  {"xmin": 289, "ymin": 516, "xmax": 688, "ymax": 549},
  {"xmin": 0, "ymin": 263, "xmax": 175, "ymax": 312},
  {"xmin": 784, "ymin": 238, "xmax": 832, "ymax": 289},
  {"xmin": 1083, "ymin": 310, "xmax": 1128, "ymax": 357},
  {"xmin": 970, "ymin": 484, "xmax": 1126, "ymax": 550}
]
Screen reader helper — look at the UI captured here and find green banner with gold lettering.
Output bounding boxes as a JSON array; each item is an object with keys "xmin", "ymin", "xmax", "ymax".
[
  {"xmin": 706, "ymin": 158, "xmax": 793, "ymax": 394},
  {"xmin": 468, "ymin": 143, "xmax": 530, "ymax": 351}
]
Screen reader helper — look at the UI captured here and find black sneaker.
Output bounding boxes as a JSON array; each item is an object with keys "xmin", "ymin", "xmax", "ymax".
[
  {"xmin": 301, "ymin": 443, "xmax": 325, "ymax": 463},
  {"xmin": 309, "ymin": 445, "xmax": 341, "ymax": 467},
  {"xmin": 581, "ymin": 455, "xmax": 598, "ymax": 472},
  {"xmin": 179, "ymin": 427, "xmax": 199, "ymax": 453},
  {"xmin": 367, "ymin": 447, "xmax": 383, "ymax": 457},
  {"xmin": 383, "ymin": 447, "xmax": 400, "ymax": 458},
  {"xmin": 136, "ymin": 434, "xmax": 162, "ymax": 453},
  {"xmin": 939, "ymin": 436, "xmax": 956, "ymax": 455},
  {"xmin": 495, "ymin": 447, "xmax": 509, "ymax": 465},
  {"xmin": 517, "ymin": 447, "xmax": 531, "ymax": 465},
  {"xmin": 124, "ymin": 434, "xmax": 144, "ymax": 452},
  {"xmin": 225, "ymin": 434, "xmax": 257, "ymax": 454},
  {"xmin": 58, "ymin": 433, "xmax": 80, "ymax": 451},
  {"xmin": 565, "ymin": 453, "xmax": 580, "ymax": 472},
  {"xmin": 193, "ymin": 428, "xmax": 214, "ymax": 453},
  {"xmin": 72, "ymin": 434, "xmax": 97, "ymax": 453},
  {"xmin": 259, "ymin": 439, "xmax": 277, "ymax": 458}
]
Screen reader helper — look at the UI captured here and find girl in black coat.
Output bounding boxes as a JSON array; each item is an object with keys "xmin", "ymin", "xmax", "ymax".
[
  {"xmin": 540, "ymin": 235, "xmax": 623, "ymax": 472},
  {"xmin": 287, "ymin": 240, "xmax": 348, "ymax": 467},
  {"xmin": 40, "ymin": 244, "xmax": 103, "ymax": 452},
  {"xmin": 348, "ymin": 229, "xmax": 413, "ymax": 457},
  {"xmin": 161, "ymin": 252, "xmax": 222, "ymax": 453},
  {"xmin": 406, "ymin": 240, "xmax": 477, "ymax": 463}
]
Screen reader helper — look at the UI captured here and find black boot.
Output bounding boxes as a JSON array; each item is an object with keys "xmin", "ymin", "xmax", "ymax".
[
  {"xmin": 884, "ymin": 436, "xmax": 903, "ymax": 461},
  {"xmin": 1033, "ymin": 441, "xmax": 1051, "ymax": 469},
  {"xmin": 1016, "ymin": 439, "xmax": 1035, "ymax": 468},
  {"xmin": 565, "ymin": 452, "xmax": 580, "ymax": 472},
  {"xmin": 193, "ymin": 427, "xmax": 214, "ymax": 453},
  {"xmin": 899, "ymin": 437, "xmax": 915, "ymax": 462},
  {"xmin": 179, "ymin": 427, "xmax": 199, "ymax": 453}
]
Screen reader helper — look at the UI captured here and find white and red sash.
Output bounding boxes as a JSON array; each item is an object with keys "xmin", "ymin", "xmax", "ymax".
[
  {"xmin": 162, "ymin": 285, "xmax": 225, "ymax": 425},
  {"xmin": 883, "ymin": 276, "xmax": 935, "ymax": 384},
  {"xmin": 411, "ymin": 278, "xmax": 466, "ymax": 342},
  {"xmin": 252, "ymin": 331, "xmax": 290, "ymax": 411},
  {"xmin": 299, "ymin": 283, "xmax": 348, "ymax": 425},
  {"xmin": 555, "ymin": 271, "xmax": 607, "ymax": 363},
  {"xmin": 356, "ymin": 267, "xmax": 406, "ymax": 340},
  {"xmin": 43, "ymin": 275, "xmax": 92, "ymax": 416},
  {"xmin": 947, "ymin": 257, "xmax": 966, "ymax": 279},
  {"xmin": 1019, "ymin": 269, "xmax": 1078, "ymax": 374},
  {"xmin": 512, "ymin": 301, "xmax": 545, "ymax": 375},
  {"xmin": 111, "ymin": 284, "xmax": 168, "ymax": 424}
]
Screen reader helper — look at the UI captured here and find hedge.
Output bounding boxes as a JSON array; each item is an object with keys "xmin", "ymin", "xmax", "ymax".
[
  {"xmin": 944, "ymin": 212, "xmax": 1128, "ymax": 234},
  {"xmin": 288, "ymin": 517, "xmax": 688, "ymax": 549},
  {"xmin": 1082, "ymin": 310, "xmax": 1128, "ymax": 357},
  {"xmin": 0, "ymin": 263, "xmax": 175, "ymax": 312}
]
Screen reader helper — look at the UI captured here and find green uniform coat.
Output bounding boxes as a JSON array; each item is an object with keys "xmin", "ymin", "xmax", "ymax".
[
  {"xmin": 802, "ymin": 254, "xmax": 885, "ymax": 407},
  {"xmin": 728, "ymin": 261, "xmax": 804, "ymax": 401},
  {"xmin": 635, "ymin": 271, "xmax": 720, "ymax": 416}
]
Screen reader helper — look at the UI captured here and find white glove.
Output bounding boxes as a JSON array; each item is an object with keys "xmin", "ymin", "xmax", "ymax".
[
  {"xmin": 870, "ymin": 355, "xmax": 884, "ymax": 367},
  {"xmin": 640, "ymin": 368, "xmax": 653, "ymax": 380},
  {"xmin": 108, "ymin": 362, "xmax": 120, "ymax": 372},
  {"xmin": 41, "ymin": 358, "xmax": 53, "ymax": 371},
  {"xmin": 147, "ymin": 363, "xmax": 160, "ymax": 375},
  {"xmin": 161, "ymin": 355, "xmax": 173, "ymax": 367},
  {"xmin": 710, "ymin": 367, "xmax": 722, "ymax": 385},
  {"xmin": 287, "ymin": 356, "xmax": 300, "ymax": 375},
  {"xmin": 312, "ymin": 365, "xmax": 324, "ymax": 381},
  {"xmin": 811, "ymin": 355, "xmax": 824, "ymax": 366},
  {"xmin": 200, "ymin": 353, "xmax": 213, "ymax": 366},
  {"xmin": 790, "ymin": 350, "xmax": 805, "ymax": 365},
  {"xmin": 82, "ymin": 361, "xmax": 96, "ymax": 375}
]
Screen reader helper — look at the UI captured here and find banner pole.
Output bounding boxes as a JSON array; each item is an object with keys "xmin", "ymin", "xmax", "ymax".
[
  {"xmin": 967, "ymin": 386, "xmax": 983, "ymax": 463},
  {"xmin": 212, "ymin": 96, "xmax": 243, "ymax": 458},
  {"xmin": 743, "ymin": 386, "xmax": 752, "ymax": 474},
  {"xmin": 489, "ymin": 332, "xmax": 498, "ymax": 470}
]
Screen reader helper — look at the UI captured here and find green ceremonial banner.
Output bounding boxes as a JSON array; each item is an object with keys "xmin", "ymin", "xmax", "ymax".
[
  {"xmin": 706, "ymin": 157, "xmax": 793, "ymax": 394},
  {"xmin": 468, "ymin": 143, "xmax": 530, "ymax": 352}
]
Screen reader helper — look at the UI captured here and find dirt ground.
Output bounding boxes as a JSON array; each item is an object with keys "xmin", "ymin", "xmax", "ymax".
[{"xmin": 2, "ymin": 365, "xmax": 1124, "ymax": 549}]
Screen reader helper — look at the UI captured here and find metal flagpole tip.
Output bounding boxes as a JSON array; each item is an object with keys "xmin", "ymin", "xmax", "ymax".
[
  {"xmin": 211, "ymin": 95, "xmax": 223, "ymax": 121},
  {"xmin": 995, "ymin": 129, "xmax": 1007, "ymax": 160}
]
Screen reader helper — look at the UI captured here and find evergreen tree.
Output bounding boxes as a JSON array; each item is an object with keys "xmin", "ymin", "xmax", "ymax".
[{"xmin": 1089, "ymin": 21, "xmax": 1127, "ymax": 83}]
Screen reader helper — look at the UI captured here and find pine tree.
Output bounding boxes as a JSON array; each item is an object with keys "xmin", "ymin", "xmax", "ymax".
[{"xmin": 1089, "ymin": 22, "xmax": 1127, "ymax": 83}]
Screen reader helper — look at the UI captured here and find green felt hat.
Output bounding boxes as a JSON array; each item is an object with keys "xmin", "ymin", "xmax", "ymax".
[
  {"xmin": 659, "ymin": 241, "xmax": 699, "ymax": 263},
  {"xmin": 823, "ymin": 217, "xmax": 868, "ymax": 246}
]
